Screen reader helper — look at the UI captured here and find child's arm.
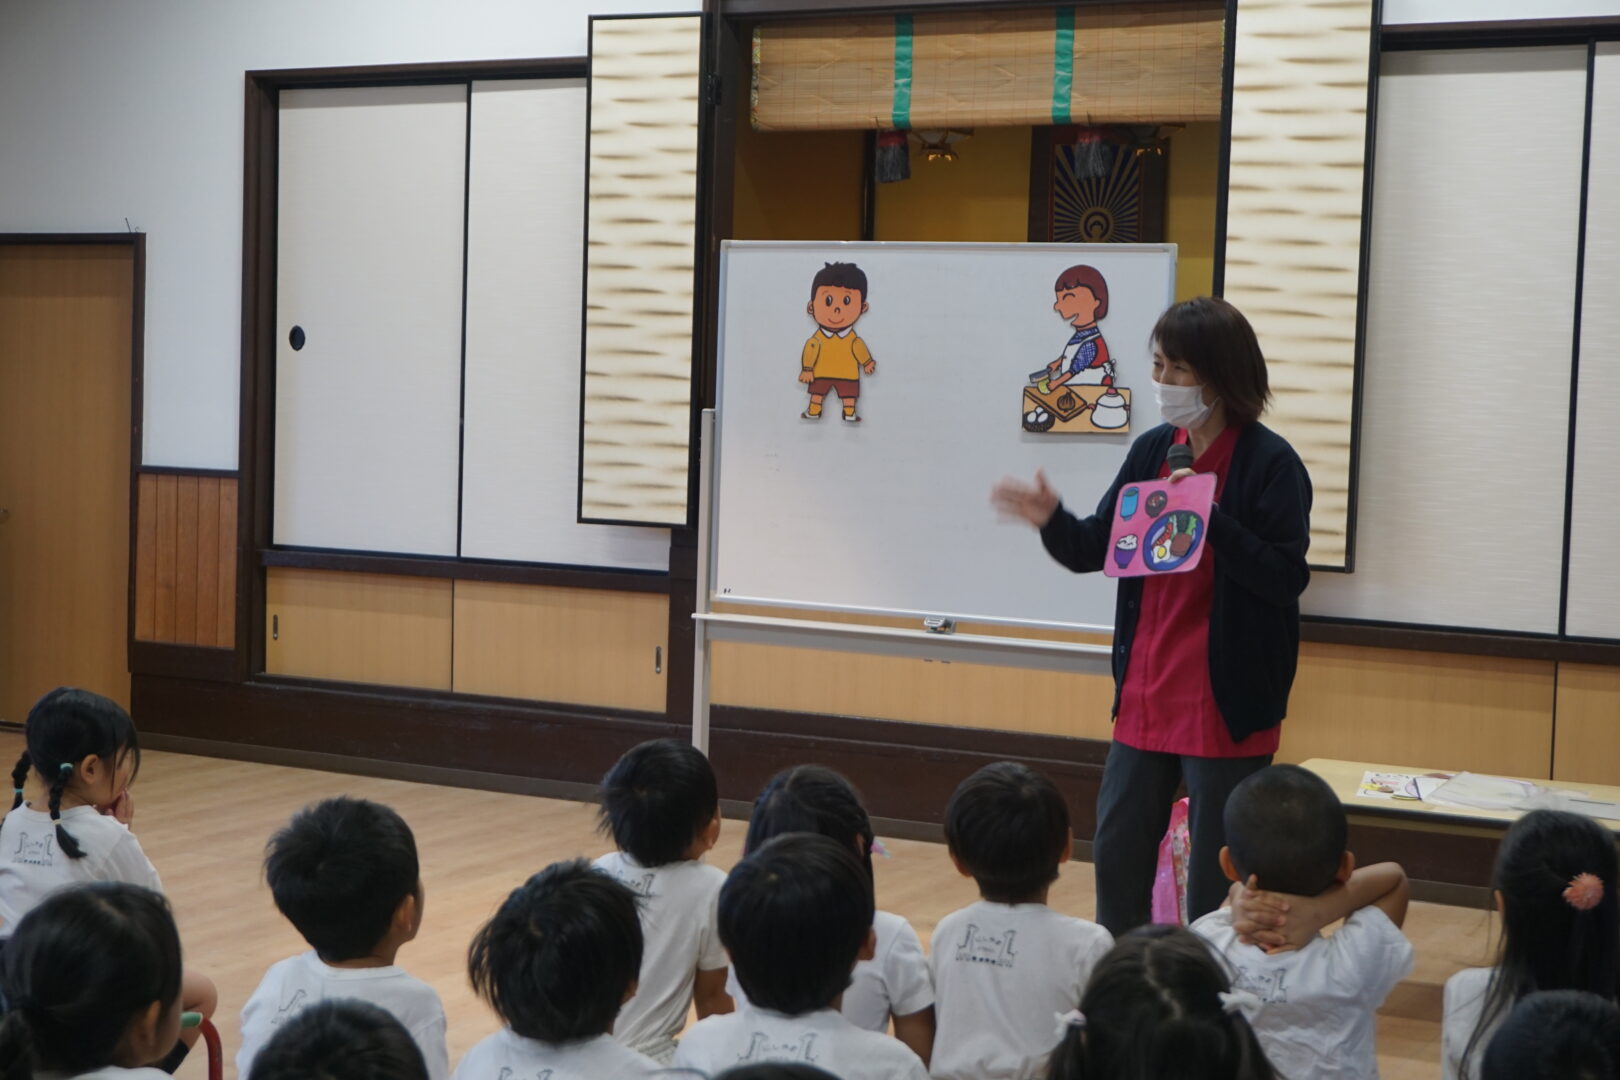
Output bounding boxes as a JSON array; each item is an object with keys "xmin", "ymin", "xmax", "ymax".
[
  {"xmin": 693, "ymin": 966, "xmax": 734, "ymax": 1019},
  {"xmin": 892, "ymin": 1005, "xmax": 935, "ymax": 1067},
  {"xmin": 800, "ymin": 338, "xmax": 819, "ymax": 383},
  {"xmin": 855, "ymin": 335, "xmax": 875, "ymax": 375},
  {"xmin": 1232, "ymin": 863, "xmax": 1410, "ymax": 953}
]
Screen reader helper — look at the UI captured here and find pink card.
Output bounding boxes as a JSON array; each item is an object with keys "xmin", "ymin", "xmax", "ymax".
[{"xmin": 1104, "ymin": 473, "xmax": 1217, "ymax": 578}]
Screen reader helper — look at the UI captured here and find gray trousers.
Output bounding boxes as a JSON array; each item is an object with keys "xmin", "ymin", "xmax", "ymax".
[{"xmin": 1092, "ymin": 739, "xmax": 1272, "ymax": 937}]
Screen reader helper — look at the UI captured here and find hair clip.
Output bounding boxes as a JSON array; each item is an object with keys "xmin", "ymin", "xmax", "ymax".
[
  {"xmin": 11, "ymin": 789, "xmax": 21, "ymax": 797},
  {"xmin": 57, "ymin": 763, "xmax": 72, "ymax": 777},
  {"xmin": 1053, "ymin": 1009, "xmax": 1087, "ymax": 1038},
  {"xmin": 869, "ymin": 838, "xmax": 891, "ymax": 859},
  {"xmin": 1218, "ymin": 989, "xmax": 1263, "ymax": 1016},
  {"xmin": 1564, "ymin": 872, "xmax": 1605, "ymax": 912}
]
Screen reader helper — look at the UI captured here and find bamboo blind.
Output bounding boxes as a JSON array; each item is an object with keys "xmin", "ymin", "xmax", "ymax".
[
  {"xmin": 1221, "ymin": 0, "xmax": 1375, "ymax": 569},
  {"xmin": 752, "ymin": 3, "xmax": 1224, "ymax": 132},
  {"xmin": 579, "ymin": 15, "xmax": 704, "ymax": 526}
]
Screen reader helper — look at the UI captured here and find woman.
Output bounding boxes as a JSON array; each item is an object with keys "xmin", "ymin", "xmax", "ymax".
[{"xmin": 991, "ymin": 296, "xmax": 1312, "ymax": 935}]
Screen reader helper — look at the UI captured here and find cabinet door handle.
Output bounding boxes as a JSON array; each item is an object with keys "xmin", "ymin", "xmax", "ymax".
[
  {"xmin": 272, "ymin": 614, "xmax": 279, "ymax": 641},
  {"xmin": 655, "ymin": 646, "xmax": 662, "ymax": 674}
]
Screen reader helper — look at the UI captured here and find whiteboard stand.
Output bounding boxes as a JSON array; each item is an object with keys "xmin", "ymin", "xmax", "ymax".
[{"xmin": 691, "ymin": 409, "xmax": 1116, "ymax": 754}]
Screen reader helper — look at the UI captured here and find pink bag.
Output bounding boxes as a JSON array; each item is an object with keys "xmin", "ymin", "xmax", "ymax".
[{"xmin": 1151, "ymin": 797, "xmax": 1192, "ymax": 925}]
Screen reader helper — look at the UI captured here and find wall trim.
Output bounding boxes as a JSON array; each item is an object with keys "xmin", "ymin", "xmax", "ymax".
[{"xmin": 260, "ymin": 547, "xmax": 672, "ymax": 593}]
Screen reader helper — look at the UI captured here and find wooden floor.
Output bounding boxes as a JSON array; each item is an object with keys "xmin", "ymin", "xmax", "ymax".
[{"xmin": 5, "ymin": 734, "xmax": 1492, "ymax": 1080}]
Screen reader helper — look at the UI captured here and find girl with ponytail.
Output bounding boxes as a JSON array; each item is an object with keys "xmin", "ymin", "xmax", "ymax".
[
  {"xmin": 0, "ymin": 882, "xmax": 184, "ymax": 1080},
  {"xmin": 1444, "ymin": 809, "xmax": 1620, "ymax": 1080},
  {"xmin": 0, "ymin": 688, "xmax": 216, "ymax": 1072}
]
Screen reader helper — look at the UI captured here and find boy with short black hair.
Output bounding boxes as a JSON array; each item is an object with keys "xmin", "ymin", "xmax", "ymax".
[
  {"xmin": 930, "ymin": 762, "xmax": 1113, "ymax": 1080},
  {"xmin": 594, "ymin": 738, "xmax": 731, "ymax": 1062},
  {"xmin": 1191, "ymin": 763, "xmax": 1413, "ymax": 1080},
  {"xmin": 239, "ymin": 797, "xmax": 447, "ymax": 1080},
  {"xmin": 799, "ymin": 261, "xmax": 876, "ymax": 422},
  {"xmin": 673, "ymin": 833, "xmax": 929, "ymax": 1080},
  {"xmin": 249, "ymin": 1000, "xmax": 429, "ymax": 1080}
]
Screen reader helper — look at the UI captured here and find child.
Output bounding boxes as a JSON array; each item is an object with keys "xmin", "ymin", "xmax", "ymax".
[
  {"xmin": 249, "ymin": 1000, "xmax": 430, "ymax": 1080},
  {"xmin": 1444, "ymin": 809, "xmax": 1619, "ymax": 1080},
  {"xmin": 0, "ymin": 882, "xmax": 188, "ymax": 1080},
  {"xmin": 594, "ymin": 738, "xmax": 731, "ymax": 1062},
  {"xmin": 238, "ymin": 797, "xmax": 447, "ymax": 1080},
  {"xmin": 455, "ymin": 860, "xmax": 659, "ymax": 1079},
  {"xmin": 673, "ymin": 833, "xmax": 929, "ymax": 1080},
  {"xmin": 1481, "ymin": 990, "xmax": 1620, "ymax": 1080},
  {"xmin": 1045, "ymin": 925, "xmax": 1278, "ymax": 1080},
  {"xmin": 1190, "ymin": 764, "xmax": 1412, "ymax": 1080},
  {"xmin": 729, "ymin": 765, "xmax": 935, "ymax": 1064},
  {"xmin": 0, "ymin": 688, "xmax": 216, "ymax": 1070},
  {"xmin": 800, "ymin": 261, "xmax": 876, "ymax": 422},
  {"xmin": 931, "ymin": 762, "xmax": 1113, "ymax": 1080}
]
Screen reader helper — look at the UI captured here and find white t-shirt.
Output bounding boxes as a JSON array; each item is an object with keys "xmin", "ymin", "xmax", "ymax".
[
  {"xmin": 1192, "ymin": 906, "xmax": 1414, "ymax": 1080},
  {"xmin": 593, "ymin": 851, "xmax": 727, "ymax": 1062},
  {"xmin": 452, "ymin": 1028, "xmax": 660, "ymax": 1080},
  {"xmin": 0, "ymin": 805, "xmax": 162, "ymax": 934},
  {"xmin": 237, "ymin": 951, "xmax": 449, "ymax": 1080},
  {"xmin": 726, "ymin": 908, "xmax": 935, "ymax": 1031},
  {"xmin": 674, "ymin": 1004, "xmax": 929, "ymax": 1080},
  {"xmin": 1442, "ymin": 966, "xmax": 1501, "ymax": 1080},
  {"xmin": 928, "ymin": 900, "xmax": 1113, "ymax": 1080}
]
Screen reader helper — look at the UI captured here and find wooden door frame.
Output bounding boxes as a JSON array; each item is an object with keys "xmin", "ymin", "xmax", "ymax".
[{"xmin": 0, "ymin": 233, "xmax": 145, "ymax": 690}]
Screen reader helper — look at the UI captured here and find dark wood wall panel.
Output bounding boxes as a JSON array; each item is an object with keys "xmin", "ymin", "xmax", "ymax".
[{"xmin": 134, "ymin": 472, "xmax": 238, "ymax": 648}]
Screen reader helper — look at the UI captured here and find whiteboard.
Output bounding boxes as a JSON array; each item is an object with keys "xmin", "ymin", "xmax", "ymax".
[
  {"xmin": 459, "ymin": 79, "xmax": 668, "ymax": 570},
  {"xmin": 712, "ymin": 241, "xmax": 1176, "ymax": 632},
  {"xmin": 1302, "ymin": 47, "xmax": 1588, "ymax": 634}
]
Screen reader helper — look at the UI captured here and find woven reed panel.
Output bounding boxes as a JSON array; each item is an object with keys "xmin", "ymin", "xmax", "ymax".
[
  {"xmin": 1222, "ymin": 0, "xmax": 1373, "ymax": 568},
  {"xmin": 752, "ymin": 3, "xmax": 1223, "ymax": 132},
  {"xmin": 580, "ymin": 15, "xmax": 703, "ymax": 526}
]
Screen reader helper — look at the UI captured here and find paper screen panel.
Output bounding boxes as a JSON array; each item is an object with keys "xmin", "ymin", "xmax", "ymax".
[
  {"xmin": 1220, "ymin": 0, "xmax": 1374, "ymax": 568},
  {"xmin": 1565, "ymin": 43, "xmax": 1620, "ymax": 641},
  {"xmin": 579, "ymin": 14, "xmax": 703, "ymax": 526}
]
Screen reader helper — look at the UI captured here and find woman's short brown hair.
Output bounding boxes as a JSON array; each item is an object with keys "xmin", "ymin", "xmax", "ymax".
[{"xmin": 1151, "ymin": 296, "xmax": 1271, "ymax": 425}]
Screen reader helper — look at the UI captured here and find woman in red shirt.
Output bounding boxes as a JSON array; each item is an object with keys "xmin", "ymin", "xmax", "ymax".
[{"xmin": 992, "ymin": 297, "xmax": 1312, "ymax": 934}]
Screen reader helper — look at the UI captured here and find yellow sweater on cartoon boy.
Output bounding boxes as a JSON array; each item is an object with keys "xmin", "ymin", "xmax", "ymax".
[{"xmin": 801, "ymin": 329, "xmax": 873, "ymax": 381}]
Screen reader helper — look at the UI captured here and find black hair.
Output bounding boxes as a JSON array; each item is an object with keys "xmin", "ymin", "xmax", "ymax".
[
  {"xmin": 809, "ymin": 262, "xmax": 867, "ymax": 300},
  {"xmin": 1482, "ymin": 990, "xmax": 1620, "ymax": 1080},
  {"xmin": 264, "ymin": 797, "xmax": 421, "ymax": 964},
  {"xmin": 597, "ymin": 738, "xmax": 719, "ymax": 868},
  {"xmin": 1461, "ymin": 809, "xmax": 1620, "ymax": 1078},
  {"xmin": 944, "ymin": 762, "xmax": 1071, "ymax": 904},
  {"xmin": 744, "ymin": 765, "xmax": 875, "ymax": 880},
  {"xmin": 1046, "ymin": 926, "xmax": 1277, "ymax": 1080},
  {"xmin": 248, "ymin": 999, "xmax": 429, "ymax": 1080},
  {"xmin": 9, "ymin": 687, "xmax": 140, "ymax": 860},
  {"xmin": 720, "ymin": 832, "xmax": 874, "ymax": 1016},
  {"xmin": 715, "ymin": 1067, "xmax": 843, "ymax": 1080},
  {"xmin": 1223, "ymin": 765, "xmax": 1347, "ymax": 897},
  {"xmin": 0, "ymin": 882, "xmax": 183, "ymax": 1080},
  {"xmin": 468, "ymin": 859, "xmax": 642, "ymax": 1043}
]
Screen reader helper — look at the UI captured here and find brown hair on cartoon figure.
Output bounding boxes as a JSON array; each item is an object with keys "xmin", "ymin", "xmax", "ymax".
[{"xmin": 1053, "ymin": 265, "xmax": 1109, "ymax": 320}]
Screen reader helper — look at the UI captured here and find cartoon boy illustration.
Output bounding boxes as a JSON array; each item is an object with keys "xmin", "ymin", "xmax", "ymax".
[
  {"xmin": 1039, "ymin": 264, "xmax": 1113, "ymax": 391},
  {"xmin": 799, "ymin": 262, "xmax": 875, "ymax": 423}
]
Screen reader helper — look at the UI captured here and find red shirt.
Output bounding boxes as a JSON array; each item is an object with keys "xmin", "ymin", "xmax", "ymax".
[{"xmin": 1114, "ymin": 424, "xmax": 1280, "ymax": 759}]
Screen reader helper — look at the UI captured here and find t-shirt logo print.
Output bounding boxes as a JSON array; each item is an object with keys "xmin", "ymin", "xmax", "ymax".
[
  {"xmin": 1232, "ymin": 966, "xmax": 1288, "ymax": 1004},
  {"xmin": 12, "ymin": 832, "xmax": 54, "ymax": 866},
  {"xmin": 605, "ymin": 867, "xmax": 658, "ymax": 900},
  {"xmin": 738, "ymin": 1032, "xmax": 819, "ymax": 1064},
  {"xmin": 495, "ymin": 1069, "xmax": 551, "ymax": 1080},
  {"xmin": 954, "ymin": 924, "xmax": 1018, "ymax": 968},
  {"xmin": 274, "ymin": 988, "xmax": 309, "ymax": 1021}
]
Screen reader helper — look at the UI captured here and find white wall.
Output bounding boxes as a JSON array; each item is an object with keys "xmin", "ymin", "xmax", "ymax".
[
  {"xmin": 0, "ymin": 0, "xmax": 696, "ymax": 469},
  {"xmin": 1385, "ymin": 0, "xmax": 1620, "ymax": 24}
]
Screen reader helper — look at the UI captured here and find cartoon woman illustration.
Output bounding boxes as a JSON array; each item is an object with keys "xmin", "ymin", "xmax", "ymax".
[{"xmin": 1041, "ymin": 264, "xmax": 1114, "ymax": 391}]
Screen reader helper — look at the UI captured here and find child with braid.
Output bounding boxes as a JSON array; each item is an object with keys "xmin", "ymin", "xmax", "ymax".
[{"xmin": 0, "ymin": 688, "xmax": 217, "ymax": 1071}]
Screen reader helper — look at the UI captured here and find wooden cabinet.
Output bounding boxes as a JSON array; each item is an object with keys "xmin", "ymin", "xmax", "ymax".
[{"xmin": 265, "ymin": 569, "xmax": 452, "ymax": 690}]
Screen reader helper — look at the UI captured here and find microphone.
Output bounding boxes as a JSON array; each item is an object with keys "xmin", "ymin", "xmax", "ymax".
[{"xmin": 1167, "ymin": 444, "xmax": 1194, "ymax": 473}]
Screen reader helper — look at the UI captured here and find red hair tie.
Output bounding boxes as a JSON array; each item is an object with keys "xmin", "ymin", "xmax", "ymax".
[{"xmin": 1564, "ymin": 873, "xmax": 1605, "ymax": 912}]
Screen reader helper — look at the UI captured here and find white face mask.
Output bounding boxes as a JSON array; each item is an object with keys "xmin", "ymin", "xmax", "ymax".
[{"xmin": 1153, "ymin": 379, "xmax": 1212, "ymax": 429}]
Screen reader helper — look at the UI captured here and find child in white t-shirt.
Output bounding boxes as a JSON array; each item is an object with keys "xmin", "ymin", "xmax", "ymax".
[
  {"xmin": 1437, "ymin": 809, "xmax": 1620, "ymax": 1080},
  {"xmin": 1190, "ymin": 764, "xmax": 1413, "ymax": 1080},
  {"xmin": 674, "ymin": 833, "xmax": 930, "ymax": 1080},
  {"xmin": 0, "ymin": 688, "xmax": 218, "ymax": 1071},
  {"xmin": 593, "ymin": 737, "xmax": 731, "ymax": 1062},
  {"xmin": 247, "ymin": 1000, "xmax": 430, "ymax": 1080},
  {"xmin": 454, "ymin": 860, "xmax": 661, "ymax": 1080},
  {"xmin": 0, "ymin": 881, "xmax": 190, "ymax": 1080},
  {"xmin": 726, "ymin": 765, "xmax": 935, "ymax": 1063},
  {"xmin": 929, "ymin": 762, "xmax": 1112, "ymax": 1080},
  {"xmin": 238, "ymin": 797, "xmax": 448, "ymax": 1080}
]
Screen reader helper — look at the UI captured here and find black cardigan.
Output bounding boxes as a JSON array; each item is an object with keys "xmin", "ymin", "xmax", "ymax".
[{"xmin": 1039, "ymin": 422, "xmax": 1313, "ymax": 744}]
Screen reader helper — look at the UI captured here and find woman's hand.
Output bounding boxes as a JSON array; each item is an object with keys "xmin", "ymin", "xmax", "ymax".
[
  {"xmin": 990, "ymin": 469, "xmax": 1060, "ymax": 529},
  {"xmin": 1168, "ymin": 468, "xmax": 1197, "ymax": 484}
]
